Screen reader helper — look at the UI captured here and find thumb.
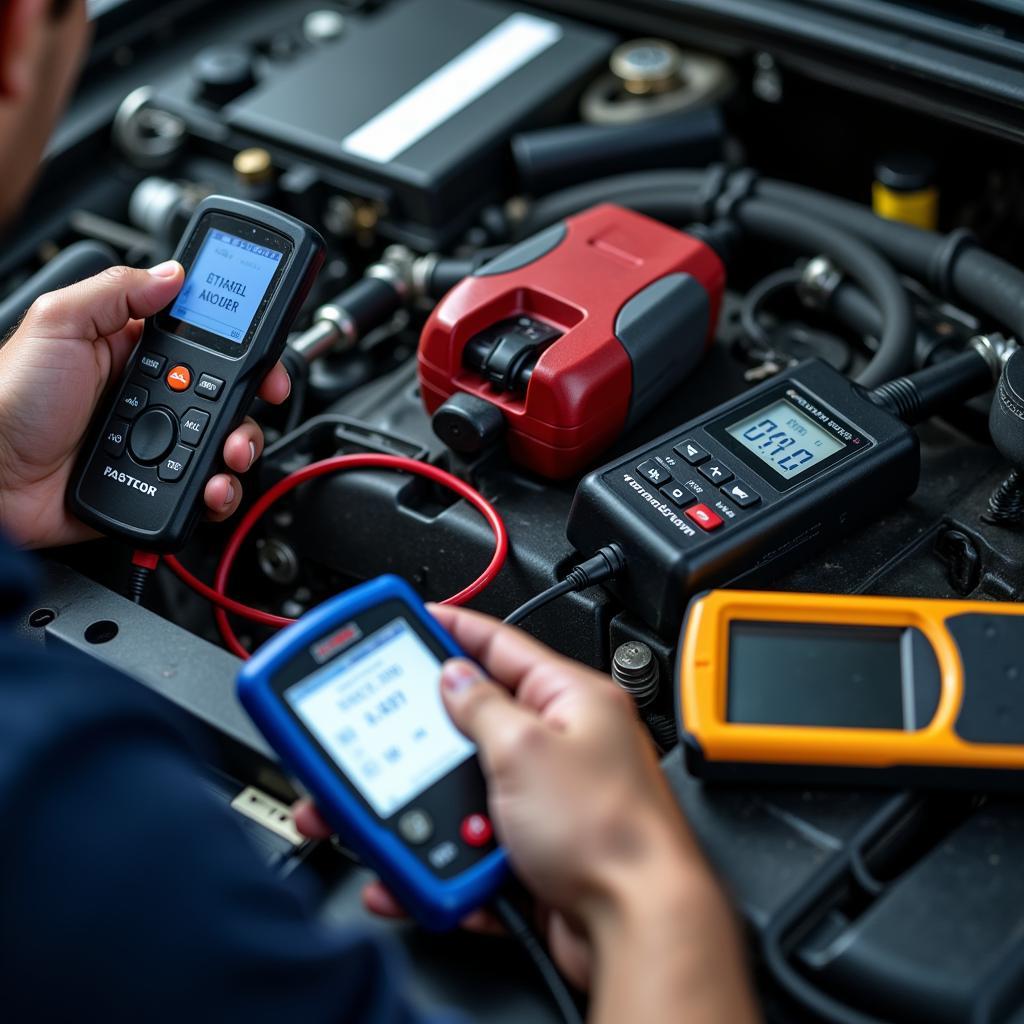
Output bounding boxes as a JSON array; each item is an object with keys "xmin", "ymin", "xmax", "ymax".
[
  {"xmin": 24, "ymin": 261, "xmax": 184, "ymax": 341},
  {"xmin": 441, "ymin": 658, "xmax": 538, "ymax": 759}
]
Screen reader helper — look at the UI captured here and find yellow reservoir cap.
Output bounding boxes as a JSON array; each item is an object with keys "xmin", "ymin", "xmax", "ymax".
[{"xmin": 872, "ymin": 181, "xmax": 939, "ymax": 231}]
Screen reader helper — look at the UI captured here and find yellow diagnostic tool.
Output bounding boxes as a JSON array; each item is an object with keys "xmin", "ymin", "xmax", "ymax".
[{"xmin": 677, "ymin": 591, "xmax": 1024, "ymax": 788}]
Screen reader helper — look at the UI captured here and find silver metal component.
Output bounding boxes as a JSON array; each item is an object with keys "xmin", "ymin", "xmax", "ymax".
[
  {"xmin": 610, "ymin": 39, "xmax": 683, "ymax": 96},
  {"xmin": 752, "ymin": 52, "xmax": 783, "ymax": 104},
  {"xmin": 303, "ymin": 9, "xmax": 346, "ymax": 44},
  {"xmin": 128, "ymin": 177, "xmax": 185, "ymax": 236},
  {"xmin": 323, "ymin": 195, "xmax": 357, "ymax": 237},
  {"xmin": 411, "ymin": 252, "xmax": 440, "ymax": 301},
  {"xmin": 231, "ymin": 786, "xmax": 304, "ymax": 846},
  {"xmin": 368, "ymin": 245, "xmax": 416, "ymax": 300},
  {"xmin": 798, "ymin": 255, "xmax": 844, "ymax": 310},
  {"xmin": 970, "ymin": 332, "xmax": 1019, "ymax": 380},
  {"xmin": 112, "ymin": 86, "xmax": 187, "ymax": 167},
  {"xmin": 581, "ymin": 48, "xmax": 734, "ymax": 125},
  {"xmin": 256, "ymin": 538, "xmax": 301, "ymax": 585},
  {"xmin": 611, "ymin": 641, "xmax": 660, "ymax": 709}
]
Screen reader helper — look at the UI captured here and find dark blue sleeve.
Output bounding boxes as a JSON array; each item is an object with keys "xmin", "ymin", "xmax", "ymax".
[{"xmin": 0, "ymin": 634, "xmax": 463, "ymax": 1024}]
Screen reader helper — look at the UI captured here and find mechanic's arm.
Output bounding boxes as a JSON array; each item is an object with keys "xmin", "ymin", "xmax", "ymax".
[
  {"xmin": 0, "ymin": 263, "xmax": 291, "ymax": 548},
  {"xmin": 0, "ymin": 625, "xmax": 460, "ymax": 1024},
  {"xmin": 299, "ymin": 607, "xmax": 761, "ymax": 1024}
]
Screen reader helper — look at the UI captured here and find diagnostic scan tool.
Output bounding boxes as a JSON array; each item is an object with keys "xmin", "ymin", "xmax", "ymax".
[
  {"xmin": 69, "ymin": 196, "xmax": 324, "ymax": 551},
  {"xmin": 678, "ymin": 590, "xmax": 1024, "ymax": 789},
  {"xmin": 238, "ymin": 575, "xmax": 507, "ymax": 930}
]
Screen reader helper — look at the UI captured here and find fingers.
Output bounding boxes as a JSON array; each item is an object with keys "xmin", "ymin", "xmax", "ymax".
[
  {"xmin": 222, "ymin": 417, "xmax": 263, "ymax": 474},
  {"xmin": 430, "ymin": 604, "xmax": 574, "ymax": 694},
  {"xmin": 293, "ymin": 799, "xmax": 333, "ymax": 840},
  {"xmin": 25, "ymin": 261, "xmax": 184, "ymax": 341},
  {"xmin": 203, "ymin": 473, "xmax": 241, "ymax": 521},
  {"xmin": 362, "ymin": 882, "xmax": 406, "ymax": 918},
  {"xmin": 440, "ymin": 659, "xmax": 542, "ymax": 772},
  {"xmin": 257, "ymin": 359, "xmax": 291, "ymax": 405}
]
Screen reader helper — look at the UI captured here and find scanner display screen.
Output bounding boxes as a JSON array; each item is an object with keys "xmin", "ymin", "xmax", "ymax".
[
  {"xmin": 726, "ymin": 401, "xmax": 845, "ymax": 479},
  {"xmin": 727, "ymin": 621, "xmax": 907, "ymax": 729},
  {"xmin": 170, "ymin": 228, "xmax": 283, "ymax": 343},
  {"xmin": 284, "ymin": 617, "xmax": 474, "ymax": 818}
]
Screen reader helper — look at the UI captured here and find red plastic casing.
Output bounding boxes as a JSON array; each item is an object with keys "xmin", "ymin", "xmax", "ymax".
[{"xmin": 418, "ymin": 204, "xmax": 725, "ymax": 478}]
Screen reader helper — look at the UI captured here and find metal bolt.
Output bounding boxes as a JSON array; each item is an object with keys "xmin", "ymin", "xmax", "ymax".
[{"xmin": 612, "ymin": 641, "xmax": 660, "ymax": 709}]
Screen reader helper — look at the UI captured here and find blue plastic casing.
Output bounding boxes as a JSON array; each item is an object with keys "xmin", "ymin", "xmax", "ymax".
[{"xmin": 237, "ymin": 574, "xmax": 508, "ymax": 930}]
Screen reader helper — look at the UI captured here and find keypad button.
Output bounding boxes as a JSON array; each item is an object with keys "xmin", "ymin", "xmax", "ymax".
[
  {"xmin": 118, "ymin": 384, "xmax": 148, "ymax": 420},
  {"xmin": 636, "ymin": 458, "xmax": 672, "ymax": 486},
  {"xmin": 179, "ymin": 408, "xmax": 211, "ymax": 446},
  {"xmin": 128, "ymin": 408, "xmax": 176, "ymax": 464},
  {"xmin": 195, "ymin": 373, "xmax": 225, "ymax": 401},
  {"xmin": 166, "ymin": 364, "xmax": 192, "ymax": 392},
  {"xmin": 680, "ymin": 476, "xmax": 710, "ymax": 502},
  {"xmin": 660, "ymin": 483, "xmax": 695, "ymax": 508},
  {"xmin": 158, "ymin": 444, "xmax": 193, "ymax": 482},
  {"xmin": 102, "ymin": 418, "xmax": 130, "ymax": 457},
  {"xmin": 398, "ymin": 809, "xmax": 434, "ymax": 846},
  {"xmin": 138, "ymin": 351, "xmax": 166, "ymax": 378},
  {"xmin": 698, "ymin": 460, "xmax": 734, "ymax": 486},
  {"xmin": 721, "ymin": 479, "xmax": 761, "ymax": 508},
  {"xmin": 427, "ymin": 841, "xmax": 458, "ymax": 870},
  {"xmin": 685, "ymin": 503, "xmax": 724, "ymax": 531},
  {"xmin": 674, "ymin": 439, "xmax": 710, "ymax": 465},
  {"xmin": 460, "ymin": 813, "xmax": 493, "ymax": 848}
]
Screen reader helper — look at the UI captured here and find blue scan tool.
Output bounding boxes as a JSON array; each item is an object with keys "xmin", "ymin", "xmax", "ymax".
[{"xmin": 237, "ymin": 575, "xmax": 508, "ymax": 930}]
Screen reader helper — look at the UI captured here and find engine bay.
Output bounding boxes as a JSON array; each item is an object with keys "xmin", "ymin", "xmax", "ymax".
[{"xmin": 15, "ymin": 1, "xmax": 1024, "ymax": 1020}]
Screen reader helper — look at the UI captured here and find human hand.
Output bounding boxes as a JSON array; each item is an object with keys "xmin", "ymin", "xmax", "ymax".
[
  {"xmin": 0, "ymin": 262, "xmax": 291, "ymax": 548},
  {"xmin": 295, "ymin": 604, "xmax": 744, "ymax": 1000}
]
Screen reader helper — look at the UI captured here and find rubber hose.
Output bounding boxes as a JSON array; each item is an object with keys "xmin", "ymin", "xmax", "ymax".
[{"xmin": 733, "ymin": 199, "xmax": 915, "ymax": 386}]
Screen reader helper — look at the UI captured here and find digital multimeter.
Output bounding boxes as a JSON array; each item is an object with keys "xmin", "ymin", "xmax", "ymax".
[
  {"xmin": 237, "ymin": 575, "xmax": 508, "ymax": 930},
  {"xmin": 566, "ymin": 359, "xmax": 920, "ymax": 634},
  {"xmin": 68, "ymin": 196, "xmax": 324, "ymax": 551},
  {"xmin": 677, "ymin": 590, "xmax": 1024, "ymax": 789}
]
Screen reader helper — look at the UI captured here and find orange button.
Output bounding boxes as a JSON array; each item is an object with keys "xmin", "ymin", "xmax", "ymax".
[{"xmin": 166, "ymin": 364, "xmax": 192, "ymax": 392}]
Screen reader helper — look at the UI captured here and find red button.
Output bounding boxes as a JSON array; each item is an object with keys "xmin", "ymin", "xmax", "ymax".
[
  {"xmin": 460, "ymin": 813, "xmax": 493, "ymax": 847},
  {"xmin": 166, "ymin": 364, "xmax": 192, "ymax": 392},
  {"xmin": 685, "ymin": 503, "xmax": 724, "ymax": 531}
]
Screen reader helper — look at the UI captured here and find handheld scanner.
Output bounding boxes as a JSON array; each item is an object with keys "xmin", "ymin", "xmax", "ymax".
[
  {"xmin": 68, "ymin": 196, "xmax": 324, "ymax": 552},
  {"xmin": 237, "ymin": 575, "xmax": 508, "ymax": 930},
  {"xmin": 567, "ymin": 359, "xmax": 920, "ymax": 635},
  {"xmin": 418, "ymin": 203, "xmax": 724, "ymax": 479},
  {"xmin": 678, "ymin": 590, "xmax": 1024, "ymax": 789}
]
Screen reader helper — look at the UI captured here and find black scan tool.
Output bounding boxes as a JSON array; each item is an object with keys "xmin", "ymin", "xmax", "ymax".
[
  {"xmin": 567, "ymin": 359, "xmax": 920, "ymax": 634},
  {"xmin": 68, "ymin": 196, "xmax": 324, "ymax": 551}
]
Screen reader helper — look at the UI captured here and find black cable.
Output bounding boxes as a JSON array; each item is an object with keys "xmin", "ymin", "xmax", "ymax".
[
  {"xmin": 520, "ymin": 167, "xmax": 1024, "ymax": 373},
  {"xmin": 280, "ymin": 346, "xmax": 310, "ymax": 436},
  {"xmin": 867, "ymin": 346, "xmax": 994, "ymax": 424},
  {"xmin": 493, "ymin": 893, "xmax": 583, "ymax": 1024},
  {"xmin": 739, "ymin": 266, "xmax": 803, "ymax": 354},
  {"xmin": 504, "ymin": 545, "xmax": 625, "ymax": 627},
  {"xmin": 127, "ymin": 565, "xmax": 150, "ymax": 605}
]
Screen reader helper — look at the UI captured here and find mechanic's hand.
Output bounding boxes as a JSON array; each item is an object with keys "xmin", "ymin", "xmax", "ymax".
[
  {"xmin": 0, "ymin": 263, "xmax": 291, "ymax": 548},
  {"xmin": 296, "ymin": 605, "xmax": 759, "ymax": 1022}
]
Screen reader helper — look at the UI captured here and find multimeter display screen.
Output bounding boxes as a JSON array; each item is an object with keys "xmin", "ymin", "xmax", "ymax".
[
  {"xmin": 283, "ymin": 617, "xmax": 474, "ymax": 818},
  {"xmin": 727, "ymin": 621, "xmax": 907, "ymax": 729},
  {"xmin": 170, "ymin": 228, "xmax": 284, "ymax": 343},
  {"xmin": 726, "ymin": 401, "xmax": 845, "ymax": 479}
]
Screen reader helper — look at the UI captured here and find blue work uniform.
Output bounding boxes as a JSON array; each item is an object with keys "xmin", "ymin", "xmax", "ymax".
[{"xmin": 0, "ymin": 539, "xmax": 460, "ymax": 1023}]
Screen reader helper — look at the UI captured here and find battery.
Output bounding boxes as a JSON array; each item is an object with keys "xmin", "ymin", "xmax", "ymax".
[{"xmin": 225, "ymin": 0, "xmax": 613, "ymax": 246}]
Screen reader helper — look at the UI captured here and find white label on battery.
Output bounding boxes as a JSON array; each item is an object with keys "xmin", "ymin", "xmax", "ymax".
[{"xmin": 340, "ymin": 12, "xmax": 562, "ymax": 164}]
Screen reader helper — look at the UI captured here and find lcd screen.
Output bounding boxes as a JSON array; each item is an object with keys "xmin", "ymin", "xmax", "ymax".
[
  {"xmin": 726, "ymin": 401, "xmax": 845, "ymax": 479},
  {"xmin": 727, "ymin": 621, "xmax": 907, "ymax": 729},
  {"xmin": 169, "ymin": 228, "xmax": 283, "ymax": 343},
  {"xmin": 284, "ymin": 618, "xmax": 474, "ymax": 818}
]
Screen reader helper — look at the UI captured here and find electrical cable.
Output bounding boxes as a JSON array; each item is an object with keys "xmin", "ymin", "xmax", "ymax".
[
  {"xmin": 493, "ymin": 892, "xmax": 584, "ymax": 1024},
  {"xmin": 739, "ymin": 266, "xmax": 803, "ymax": 354},
  {"xmin": 163, "ymin": 454, "xmax": 509, "ymax": 659},
  {"xmin": 504, "ymin": 545, "xmax": 625, "ymax": 626},
  {"xmin": 517, "ymin": 166, "xmax": 1024, "ymax": 384}
]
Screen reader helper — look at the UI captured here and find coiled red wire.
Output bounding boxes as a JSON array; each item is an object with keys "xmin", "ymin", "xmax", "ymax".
[{"xmin": 162, "ymin": 453, "xmax": 509, "ymax": 659}]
